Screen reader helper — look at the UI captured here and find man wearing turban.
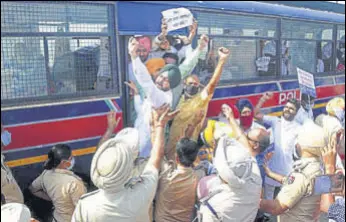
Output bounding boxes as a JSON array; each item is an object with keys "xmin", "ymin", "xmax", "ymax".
[
  {"xmin": 72, "ymin": 105, "xmax": 179, "ymax": 222},
  {"xmin": 260, "ymin": 122, "xmax": 326, "ymax": 222},
  {"xmin": 236, "ymin": 98, "xmax": 266, "ymax": 133},
  {"xmin": 165, "ymin": 47, "xmax": 231, "ymax": 161}
]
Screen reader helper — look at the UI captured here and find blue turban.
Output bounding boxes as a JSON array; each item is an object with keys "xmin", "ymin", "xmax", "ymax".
[{"xmin": 236, "ymin": 99, "xmax": 254, "ymax": 113}]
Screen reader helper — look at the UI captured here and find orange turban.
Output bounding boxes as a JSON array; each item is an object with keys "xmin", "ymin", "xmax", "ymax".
[{"xmin": 145, "ymin": 58, "xmax": 165, "ymax": 75}]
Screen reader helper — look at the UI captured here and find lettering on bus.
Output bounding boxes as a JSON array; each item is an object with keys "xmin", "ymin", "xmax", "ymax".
[{"xmin": 279, "ymin": 91, "xmax": 298, "ymax": 105}]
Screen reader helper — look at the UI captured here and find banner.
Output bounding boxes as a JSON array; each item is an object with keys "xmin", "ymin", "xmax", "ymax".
[
  {"xmin": 297, "ymin": 67, "xmax": 317, "ymax": 98},
  {"xmin": 161, "ymin": 8, "xmax": 193, "ymax": 32}
]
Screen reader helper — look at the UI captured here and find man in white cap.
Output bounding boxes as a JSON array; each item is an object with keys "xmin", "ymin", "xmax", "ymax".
[
  {"xmin": 1, "ymin": 203, "xmax": 39, "ymax": 222},
  {"xmin": 72, "ymin": 105, "xmax": 179, "ymax": 222},
  {"xmin": 198, "ymin": 135, "xmax": 263, "ymax": 222},
  {"xmin": 260, "ymin": 122, "xmax": 325, "ymax": 222},
  {"xmin": 198, "ymin": 105, "xmax": 262, "ymax": 222}
]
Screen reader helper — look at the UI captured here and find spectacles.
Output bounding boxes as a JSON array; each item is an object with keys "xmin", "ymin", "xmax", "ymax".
[{"xmin": 247, "ymin": 135, "xmax": 260, "ymax": 144}]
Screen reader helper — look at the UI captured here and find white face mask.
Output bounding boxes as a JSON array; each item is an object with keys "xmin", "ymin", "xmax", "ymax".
[
  {"xmin": 66, "ymin": 157, "xmax": 75, "ymax": 170},
  {"xmin": 1, "ymin": 131, "xmax": 12, "ymax": 147}
]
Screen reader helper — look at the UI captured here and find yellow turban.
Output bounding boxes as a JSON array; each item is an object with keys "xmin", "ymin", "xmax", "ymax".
[
  {"xmin": 326, "ymin": 97, "xmax": 345, "ymax": 116},
  {"xmin": 145, "ymin": 58, "xmax": 165, "ymax": 76}
]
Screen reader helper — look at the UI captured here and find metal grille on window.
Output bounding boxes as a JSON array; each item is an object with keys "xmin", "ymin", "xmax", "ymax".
[
  {"xmin": 1, "ymin": 1, "xmax": 116, "ymax": 106},
  {"xmin": 195, "ymin": 11, "xmax": 278, "ymax": 83}
]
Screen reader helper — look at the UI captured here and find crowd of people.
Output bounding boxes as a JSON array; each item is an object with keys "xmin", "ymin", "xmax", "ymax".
[{"xmin": 1, "ymin": 17, "xmax": 346, "ymax": 222}]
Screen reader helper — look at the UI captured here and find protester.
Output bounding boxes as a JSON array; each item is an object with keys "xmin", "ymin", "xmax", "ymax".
[
  {"xmin": 162, "ymin": 52, "xmax": 179, "ymax": 66},
  {"xmin": 236, "ymin": 98, "xmax": 266, "ymax": 132},
  {"xmin": 198, "ymin": 107, "xmax": 262, "ymax": 221},
  {"xmin": 254, "ymin": 92, "xmax": 301, "ymax": 200},
  {"xmin": 218, "ymin": 103, "xmax": 240, "ymax": 124},
  {"xmin": 29, "ymin": 144, "xmax": 86, "ymax": 222},
  {"xmin": 145, "ymin": 58, "xmax": 166, "ymax": 81},
  {"xmin": 295, "ymin": 93, "xmax": 315, "ymax": 125},
  {"xmin": 1, "ymin": 202, "xmax": 39, "ymax": 222},
  {"xmin": 260, "ymin": 122, "xmax": 325, "ymax": 221},
  {"xmin": 166, "ymin": 47, "xmax": 231, "ymax": 161},
  {"xmin": 1, "ymin": 123, "xmax": 24, "ymax": 204},
  {"xmin": 72, "ymin": 105, "xmax": 179, "ymax": 222},
  {"xmin": 130, "ymin": 33, "xmax": 208, "ymax": 110}
]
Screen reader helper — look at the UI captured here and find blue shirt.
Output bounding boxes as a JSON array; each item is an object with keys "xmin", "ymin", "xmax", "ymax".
[{"xmin": 256, "ymin": 154, "xmax": 266, "ymax": 187}]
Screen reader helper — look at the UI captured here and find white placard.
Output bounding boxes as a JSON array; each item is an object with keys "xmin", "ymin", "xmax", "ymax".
[
  {"xmin": 297, "ymin": 67, "xmax": 317, "ymax": 97},
  {"xmin": 161, "ymin": 8, "xmax": 193, "ymax": 32}
]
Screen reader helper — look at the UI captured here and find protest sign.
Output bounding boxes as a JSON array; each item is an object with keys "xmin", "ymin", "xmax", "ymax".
[
  {"xmin": 297, "ymin": 67, "xmax": 317, "ymax": 98},
  {"xmin": 161, "ymin": 8, "xmax": 193, "ymax": 32}
]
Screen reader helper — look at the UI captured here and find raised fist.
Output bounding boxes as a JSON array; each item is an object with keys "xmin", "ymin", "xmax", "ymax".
[
  {"xmin": 218, "ymin": 47, "xmax": 230, "ymax": 61},
  {"xmin": 128, "ymin": 37, "xmax": 139, "ymax": 58},
  {"xmin": 198, "ymin": 34, "xmax": 209, "ymax": 50}
]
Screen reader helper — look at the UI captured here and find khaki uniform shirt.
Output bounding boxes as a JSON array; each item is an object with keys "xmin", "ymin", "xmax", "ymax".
[
  {"xmin": 30, "ymin": 169, "xmax": 86, "ymax": 222},
  {"xmin": 1, "ymin": 154, "xmax": 24, "ymax": 204},
  {"xmin": 154, "ymin": 160, "xmax": 205, "ymax": 222},
  {"xmin": 277, "ymin": 159, "xmax": 322, "ymax": 222},
  {"xmin": 72, "ymin": 163, "xmax": 159, "ymax": 222},
  {"xmin": 199, "ymin": 163, "xmax": 262, "ymax": 222}
]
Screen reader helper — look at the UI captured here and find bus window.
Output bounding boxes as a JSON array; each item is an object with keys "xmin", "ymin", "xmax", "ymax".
[
  {"xmin": 282, "ymin": 20, "xmax": 333, "ymax": 40},
  {"xmin": 337, "ymin": 25, "xmax": 345, "ymax": 72},
  {"xmin": 1, "ymin": 1, "xmax": 118, "ymax": 107},
  {"xmin": 195, "ymin": 11, "xmax": 277, "ymax": 83}
]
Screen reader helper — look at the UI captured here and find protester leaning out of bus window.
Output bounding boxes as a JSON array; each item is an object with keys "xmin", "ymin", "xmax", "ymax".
[
  {"xmin": 29, "ymin": 144, "xmax": 86, "ymax": 222},
  {"xmin": 165, "ymin": 46, "xmax": 230, "ymax": 161},
  {"xmin": 1, "ymin": 123, "xmax": 24, "ymax": 205}
]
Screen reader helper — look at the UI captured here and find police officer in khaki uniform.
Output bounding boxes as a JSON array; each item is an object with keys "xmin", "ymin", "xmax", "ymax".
[
  {"xmin": 29, "ymin": 144, "xmax": 86, "ymax": 222},
  {"xmin": 260, "ymin": 122, "xmax": 326, "ymax": 222},
  {"xmin": 1, "ymin": 123, "xmax": 24, "ymax": 204}
]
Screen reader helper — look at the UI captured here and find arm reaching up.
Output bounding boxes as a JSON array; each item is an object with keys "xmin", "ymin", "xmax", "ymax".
[
  {"xmin": 149, "ymin": 104, "xmax": 180, "ymax": 170},
  {"xmin": 97, "ymin": 112, "xmax": 121, "ymax": 149},
  {"xmin": 204, "ymin": 47, "xmax": 230, "ymax": 97},
  {"xmin": 254, "ymin": 92, "xmax": 274, "ymax": 121}
]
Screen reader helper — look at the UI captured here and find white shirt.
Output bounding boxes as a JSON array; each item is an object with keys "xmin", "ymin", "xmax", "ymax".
[
  {"xmin": 133, "ymin": 95, "xmax": 152, "ymax": 158},
  {"xmin": 263, "ymin": 116, "xmax": 301, "ymax": 187},
  {"xmin": 295, "ymin": 107, "xmax": 314, "ymax": 125},
  {"xmin": 132, "ymin": 57, "xmax": 173, "ymax": 108},
  {"xmin": 72, "ymin": 164, "xmax": 159, "ymax": 222},
  {"xmin": 199, "ymin": 164, "xmax": 262, "ymax": 222}
]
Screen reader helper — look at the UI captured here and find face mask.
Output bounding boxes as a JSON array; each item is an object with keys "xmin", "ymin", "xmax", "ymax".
[
  {"xmin": 184, "ymin": 85, "xmax": 199, "ymax": 97},
  {"xmin": 240, "ymin": 115, "xmax": 253, "ymax": 130},
  {"xmin": 66, "ymin": 157, "xmax": 75, "ymax": 170},
  {"xmin": 334, "ymin": 108, "xmax": 345, "ymax": 123},
  {"xmin": 1, "ymin": 131, "xmax": 12, "ymax": 147},
  {"xmin": 303, "ymin": 102, "xmax": 314, "ymax": 111}
]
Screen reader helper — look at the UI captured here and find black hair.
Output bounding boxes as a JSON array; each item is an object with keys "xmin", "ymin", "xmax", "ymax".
[
  {"xmin": 1, "ymin": 193, "xmax": 5, "ymax": 205},
  {"xmin": 287, "ymin": 98, "xmax": 301, "ymax": 111},
  {"xmin": 162, "ymin": 52, "xmax": 179, "ymax": 65},
  {"xmin": 301, "ymin": 93, "xmax": 315, "ymax": 102},
  {"xmin": 44, "ymin": 144, "xmax": 72, "ymax": 170},
  {"xmin": 176, "ymin": 138, "xmax": 200, "ymax": 167}
]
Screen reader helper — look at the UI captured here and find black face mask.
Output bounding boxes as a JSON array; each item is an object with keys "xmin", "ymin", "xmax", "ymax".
[{"xmin": 184, "ymin": 85, "xmax": 199, "ymax": 97}]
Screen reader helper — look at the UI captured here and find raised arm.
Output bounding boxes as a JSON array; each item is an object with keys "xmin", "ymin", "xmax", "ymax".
[
  {"xmin": 149, "ymin": 104, "xmax": 180, "ymax": 170},
  {"xmin": 129, "ymin": 37, "xmax": 168, "ymax": 108},
  {"xmin": 223, "ymin": 105, "xmax": 251, "ymax": 150},
  {"xmin": 204, "ymin": 47, "xmax": 230, "ymax": 97},
  {"xmin": 97, "ymin": 112, "xmax": 121, "ymax": 149},
  {"xmin": 179, "ymin": 34, "xmax": 209, "ymax": 79},
  {"xmin": 254, "ymin": 92, "xmax": 274, "ymax": 121}
]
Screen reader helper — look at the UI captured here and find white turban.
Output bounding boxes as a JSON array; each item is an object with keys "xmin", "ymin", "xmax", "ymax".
[
  {"xmin": 213, "ymin": 137, "xmax": 259, "ymax": 188},
  {"xmin": 1, "ymin": 203, "xmax": 31, "ymax": 222},
  {"xmin": 297, "ymin": 121, "xmax": 327, "ymax": 156},
  {"xmin": 90, "ymin": 128, "xmax": 139, "ymax": 193}
]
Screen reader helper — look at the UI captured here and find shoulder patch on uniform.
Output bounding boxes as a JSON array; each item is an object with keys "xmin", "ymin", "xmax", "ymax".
[
  {"xmin": 287, "ymin": 175, "xmax": 295, "ymax": 184},
  {"xmin": 80, "ymin": 189, "xmax": 100, "ymax": 200}
]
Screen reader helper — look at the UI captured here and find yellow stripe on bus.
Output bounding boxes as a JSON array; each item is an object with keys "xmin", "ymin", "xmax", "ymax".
[
  {"xmin": 6, "ymin": 146, "xmax": 97, "ymax": 168},
  {"xmin": 6, "ymin": 103, "xmax": 328, "ymax": 168}
]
